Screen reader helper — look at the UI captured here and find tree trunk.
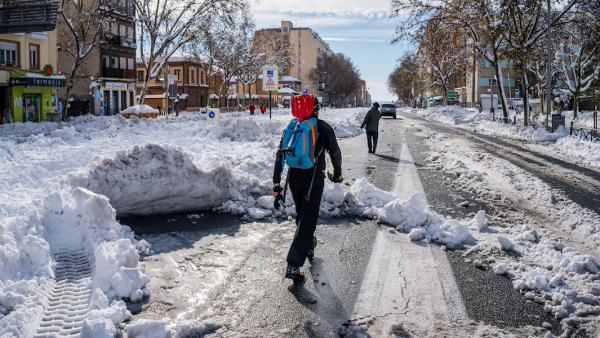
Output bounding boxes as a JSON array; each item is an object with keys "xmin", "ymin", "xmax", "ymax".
[
  {"xmin": 493, "ymin": 61, "xmax": 510, "ymax": 121},
  {"xmin": 521, "ymin": 71, "xmax": 529, "ymax": 126},
  {"xmin": 62, "ymin": 60, "xmax": 80, "ymax": 121},
  {"xmin": 574, "ymin": 91, "xmax": 580, "ymax": 119},
  {"xmin": 472, "ymin": 47, "xmax": 477, "ymax": 103}
]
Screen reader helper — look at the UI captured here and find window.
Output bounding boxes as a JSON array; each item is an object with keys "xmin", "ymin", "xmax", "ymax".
[
  {"xmin": 130, "ymin": 91, "xmax": 134, "ymax": 106},
  {"xmin": 102, "ymin": 21, "xmax": 110, "ymax": 33},
  {"xmin": 120, "ymin": 57, "xmax": 126, "ymax": 69},
  {"xmin": 0, "ymin": 41, "xmax": 18, "ymax": 67},
  {"xmin": 111, "ymin": 56, "xmax": 119, "ymax": 68},
  {"xmin": 283, "ymin": 34, "xmax": 288, "ymax": 40},
  {"xmin": 128, "ymin": 0, "xmax": 134, "ymax": 16},
  {"xmin": 128, "ymin": 58, "xmax": 134, "ymax": 70},
  {"xmin": 111, "ymin": 22, "xmax": 118, "ymax": 35},
  {"xmin": 29, "ymin": 45, "xmax": 39, "ymax": 69},
  {"xmin": 138, "ymin": 70, "xmax": 144, "ymax": 81},
  {"xmin": 127, "ymin": 27, "xmax": 133, "ymax": 40},
  {"xmin": 120, "ymin": 25, "xmax": 126, "ymax": 38},
  {"xmin": 191, "ymin": 69, "xmax": 195, "ymax": 83},
  {"xmin": 174, "ymin": 69, "xmax": 181, "ymax": 81},
  {"xmin": 283, "ymin": 27, "xmax": 288, "ymax": 32},
  {"xmin": 299, "ymin": 36, "xmax": 301, "ymax": 40}
]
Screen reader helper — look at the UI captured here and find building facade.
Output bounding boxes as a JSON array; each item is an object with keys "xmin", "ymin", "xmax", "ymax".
[
  {"xmin": 57, "ymin": 0, "xmax": 137, "ymax": 116},
  {"xmin": 136, "ymin": 56, "xmax": 210, "ymax": 111},
  {"xmin": 256, "ymin": 21, "xmax": 333, "ymax": 97},
  {"xmin": 0, "ymin": 30, "xmax": 64, "ymax": 123}
]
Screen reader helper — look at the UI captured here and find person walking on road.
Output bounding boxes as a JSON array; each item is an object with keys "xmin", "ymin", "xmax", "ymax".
[
  {"xmin": 272, "ymin": 97, "xmax": 343, "ymax": 281},
  {"xmin": 260, "ymin": 103, "xmax": 267, "ymax": 114},
  {"xmin": 249, "ymin": 104, "xmax": 256, "ymax": 115},
  {"xmin": 360, "ymin": 102, "xmax": 381, "ymax": 154}
]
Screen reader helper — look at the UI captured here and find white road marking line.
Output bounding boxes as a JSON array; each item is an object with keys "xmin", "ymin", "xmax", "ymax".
[{"xmin": 351, "ymin": 142, "xmax": 467, "ymax": 330}]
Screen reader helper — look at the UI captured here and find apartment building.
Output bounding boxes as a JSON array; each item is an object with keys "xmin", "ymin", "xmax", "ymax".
[
  {"xmin": 0, "ymin": 29, "xmax": 63, "ymax": 122},
  {"xmin": 57, "ymin": 0, "xmax": 137, "ymax": 115},
  {"xmin": 136, "ymin": 56, "xmax": 211, "ymax": 111},
  {"xmin": 256, "ymin": 21, "xmax": 333, "ymax": 96}
]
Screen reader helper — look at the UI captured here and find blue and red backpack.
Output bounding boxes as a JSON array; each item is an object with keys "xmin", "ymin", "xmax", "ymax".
[{"xmin": 280, "ymin": 95, "xmax": 320, "ymax": 169}]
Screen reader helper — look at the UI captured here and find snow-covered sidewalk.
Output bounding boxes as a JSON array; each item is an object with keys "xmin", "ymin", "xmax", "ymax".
[{"xmin": 410, "ymin": 106, "xmax": 600, "ymax": 168}]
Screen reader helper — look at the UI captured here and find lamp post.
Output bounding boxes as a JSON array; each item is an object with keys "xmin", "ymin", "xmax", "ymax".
[
  {"xmin": 318, "ymin": 71, "xmax": 327, "ymax": 104},
  {"xmin": 546, "ymin": 0, "xmax": 551, "ymax": 130}
]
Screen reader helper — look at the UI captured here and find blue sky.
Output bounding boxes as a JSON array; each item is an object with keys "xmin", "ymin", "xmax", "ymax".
[{"xmin": 251, "ymin": 0, "xmax": 413, "ymax": 102}]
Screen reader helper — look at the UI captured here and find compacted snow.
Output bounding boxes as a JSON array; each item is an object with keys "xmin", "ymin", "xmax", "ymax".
[
  {"xmin": 412, "ymin": 106, "xmax": 599, "ymax": 167},
  {"xmin": 2, "ymin": 106, "xmax": 599, "ymax": 336}
]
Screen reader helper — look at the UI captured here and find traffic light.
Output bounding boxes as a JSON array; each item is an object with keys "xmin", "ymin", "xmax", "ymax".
[{"xmin": 401, "ymin": 87, "xmax": 404, "ymax": 91}]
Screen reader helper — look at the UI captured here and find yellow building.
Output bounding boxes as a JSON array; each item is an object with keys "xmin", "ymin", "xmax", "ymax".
[
  {"xmin": 256, "ymin": 21, "xmax": 333, "ymax": 97},
  {"xmin": 0, "ymin": 30, "xmax": 63, "ymax": 122}
]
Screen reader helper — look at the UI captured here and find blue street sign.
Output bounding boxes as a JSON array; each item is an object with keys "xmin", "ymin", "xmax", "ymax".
[
  {"xmin": 303, "ymin": 89, "xmax": 308, "ymax": 94},
  {"xmin": 209, "ymin": 111, "xmax": 215, "ymax": 118},
  {"xmin": 267, "ymin": 70, "xmax": 274, "ymax": 77}
]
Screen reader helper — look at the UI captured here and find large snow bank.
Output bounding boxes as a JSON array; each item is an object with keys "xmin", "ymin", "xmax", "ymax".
[
  {"xmin": 63, "ymin": 143, "xmax": 232, "ymax": 217},
  {"xmin": 544, "ymin": 136, "xmax": 600, "ymax": 168}
]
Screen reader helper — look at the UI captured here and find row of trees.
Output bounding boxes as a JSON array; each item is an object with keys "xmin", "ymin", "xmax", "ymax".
[
  {"xmin": 388, "ymin": 0, "xmax": 600, "ymax": 124},
  {"xmin": 57, "ymin": 0, "xmax": 294, "ymax": 110},
  {"xmin": 309, "ymin": 53, "xmax": 363, "ymax": 107}
]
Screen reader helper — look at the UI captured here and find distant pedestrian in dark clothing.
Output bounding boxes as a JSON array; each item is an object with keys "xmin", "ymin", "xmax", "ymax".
[
  {"xmin": 360, "ymin": 102, "xmax": 381, "ymax": 154},
  {"xmin": 260, "ymin": 103, "xmax": 267, "ymax": 114},
  {"xmin": 249, "ymin": 104, "xmax": 256, "ymax": 115}
]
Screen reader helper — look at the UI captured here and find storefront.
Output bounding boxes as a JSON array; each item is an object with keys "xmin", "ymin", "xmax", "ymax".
[
  {"xmin": 9, "ymin": 72, "xmax": 65, "ymax": 122},
  {"xmin": 91, "ymin": 80, "xmax": 137, "ymax": 115}
]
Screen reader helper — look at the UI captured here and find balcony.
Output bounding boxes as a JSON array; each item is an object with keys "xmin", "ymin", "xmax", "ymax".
[
  {"xmin": 102, "ymin": 34, "xmax": 121, "ymax": 46},
  {"xmin": 123, "ymin": 69, "xmax": 136, "ymax": 79},
  {"xmin": 102, "ymin": 67, "xmax": 122, "ymax": 78}
]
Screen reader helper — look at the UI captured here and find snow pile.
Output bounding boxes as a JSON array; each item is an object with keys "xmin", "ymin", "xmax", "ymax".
[
  {"xmin": 62, "ymin": 143, "xmax": 232, "ymax": 217},
  {"xmin": 475, "ymin": 121, "xmax": 569, "ymax": 142},
  {"xmin": 378, "ymin": 192, "xmax": 474, "ymax": 248},
  {"xmin": 417, "ymin": 106, "xmax": 472, "ymax": 124},
  {"xmin": 121, "ymin": 104, "xmax": 159, "ymax": 114},
  {"xmin": 0, "ymin": 187, "xmax": 149, "ymax": 336},
  {"xmin": 426, "ymin": 134, "xmax": 600, "ymax": 325},
  {"xmin": 545, "ymin": 136, "xmax": 600, "ymax": 168}
]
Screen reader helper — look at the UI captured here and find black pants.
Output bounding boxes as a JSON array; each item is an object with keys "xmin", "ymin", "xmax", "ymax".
[
  {"xmin": 287, "ymin": 174, "xmax": 325, "ymax": 267},
  {"xmin": 250, "ymin": 111, "xmax": 255, "ymax": 115},
  {"xmin": 366, "ymin": 131, "xmax": 378, "ymax": 151}
]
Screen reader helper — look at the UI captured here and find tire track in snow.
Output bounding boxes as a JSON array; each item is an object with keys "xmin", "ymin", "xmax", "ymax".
[{"xmin": 34, "ymin": 227, "xmax": 95, "ymax": 338}]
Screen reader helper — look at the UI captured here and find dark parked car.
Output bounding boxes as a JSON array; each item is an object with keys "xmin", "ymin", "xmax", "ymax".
[{"xmin": 380, "ymin": 103, "xmax": 397, "ymax": 119}]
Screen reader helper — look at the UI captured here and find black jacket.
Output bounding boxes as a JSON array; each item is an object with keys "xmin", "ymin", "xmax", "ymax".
[
  {"xmin": 360, "ymin": 108, "xmax": 381, "ymax": 132},
  {"xmin": 273, "ymin": 117, "xmax": 342, "ymax": 184}
]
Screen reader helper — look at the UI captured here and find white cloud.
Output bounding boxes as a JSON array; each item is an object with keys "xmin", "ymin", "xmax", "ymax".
[
  {"xmin": 377, "ymin": 13, "xmax": 384, "ymax": 19},
  {"xmin": 323, "ymin": 37, "xmax": 386, "ymax": 43},
  {"xmin": 252, "ymin": 0, "xmax": 389, "ymax": 15}
]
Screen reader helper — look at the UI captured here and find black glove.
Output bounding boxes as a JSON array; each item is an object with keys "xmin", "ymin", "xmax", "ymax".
[
  {"xmin": 327, "ymin": 171, "xmax": 343, "ymax": 183},
  {"xmin": 273, "ymin": 185, "xmax": 284, "ymax": 210}
]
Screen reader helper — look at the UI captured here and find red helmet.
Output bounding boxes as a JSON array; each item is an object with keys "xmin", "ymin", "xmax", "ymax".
[{"xmin": 291, "ymin": 94, "xmax": 316, "ymax": 120}]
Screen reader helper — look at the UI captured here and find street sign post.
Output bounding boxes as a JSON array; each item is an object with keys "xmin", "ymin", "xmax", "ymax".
[{"xmin": 263, "ymin": 66, "xmax": 278, "ymax": 119}]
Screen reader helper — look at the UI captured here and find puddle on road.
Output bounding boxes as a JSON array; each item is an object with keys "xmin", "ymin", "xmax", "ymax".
[{"xmin": 345, "ymin": 163, "xmax": 377, "ymax": 180}]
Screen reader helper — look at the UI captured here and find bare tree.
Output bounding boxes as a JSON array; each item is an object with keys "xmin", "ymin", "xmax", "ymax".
[
  {"xmin": 414, "ymin": 19, "xmax": 468, "ymax": 101},
  {"xmin": 388, "ymin": 51, "xmax": 421, "ymax": 105},
  {"xmin": 555, "ymin": 10, "xmax": 600, "ymax": 118},
  {"xmin": 310, "ymin": 53, "xmax": 361, "ymax": 107},
  {"xmin": 135, "ymin": 0, "xmax": 247, "ymax": 104},
  {"xmin": 57, "ymin": 0, "xmax": 107, "ymax": 117}
]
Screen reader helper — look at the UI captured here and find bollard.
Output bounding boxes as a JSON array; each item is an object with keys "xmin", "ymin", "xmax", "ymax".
[
  {"xmin": 514, "ymin": 116, "xmax": 516, "ymax": 125},
  {"xmin": 570, "ymin": 121, "xmax": 574, "ymax": 136}
]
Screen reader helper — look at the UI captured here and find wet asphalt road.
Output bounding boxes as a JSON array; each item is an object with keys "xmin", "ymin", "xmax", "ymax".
[{"xmin": 119, "ymin": 112, "xmax": 600, "ymax": 337}]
